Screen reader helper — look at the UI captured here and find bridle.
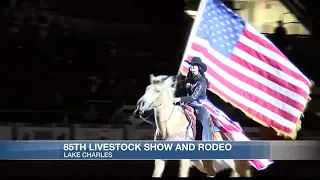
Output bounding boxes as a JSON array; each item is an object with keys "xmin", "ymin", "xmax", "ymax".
[{"xmin": 133, "ymin": 89, "xmax": 176, "ymax": 125}]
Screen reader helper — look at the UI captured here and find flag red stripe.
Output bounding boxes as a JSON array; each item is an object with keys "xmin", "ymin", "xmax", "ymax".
[
  {"xmin": 204, "ymin": 105, "xmax": 240, "ymax": 132},
  {"xmin": 191, "ymin": 43, "xmax": 305, "ymax": 111},
  {"xmin": 203, "ymin": 103, "xmax": 244, "ymax": 133},
  {"xmin": 237, "ymin": 40, "xmax": 309, "ymax": 90},
  {"xmin": 243, "ymin": 28, "xmax": 288, "ymax": 61},
  {"xmin": 183, "ymin": 65, "xmax": 293, "ymax": 133},
  {"xmin": 249, "ymin": 159, "xmax": 272, "ymax": 170},
  {"xmin": 207, "ymin": 81, "xmax": 294, "ymax": 133},
  {"xmin": 242, "ymin": 29, "xmax": 311, "ymax": 87},
  {"xmin": 232, "ymin": 45, "xmax": 309, "ymax": 99}
]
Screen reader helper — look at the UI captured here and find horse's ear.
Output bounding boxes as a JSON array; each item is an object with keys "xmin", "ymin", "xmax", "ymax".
[{"xmin": 149, "ymin": 74, "xmax": 155, "ymax": 84}]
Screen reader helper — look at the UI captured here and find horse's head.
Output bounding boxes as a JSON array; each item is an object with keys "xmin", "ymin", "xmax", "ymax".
[{"xmin": 136, "ymin": 74, "xmax": 176, "ymax": 115}]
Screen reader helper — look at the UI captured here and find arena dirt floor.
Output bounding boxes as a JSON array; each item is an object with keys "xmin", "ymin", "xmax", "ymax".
[{"xmin": 0, "ymin": 160, "xmax": 319, "ymax": 177}]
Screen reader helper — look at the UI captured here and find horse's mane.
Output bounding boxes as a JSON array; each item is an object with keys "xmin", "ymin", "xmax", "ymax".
[
  {"xmin": 149, "ymin": 74, "xmax": 176, "ymax": 99},
  {"xmin": 151, "ymin": 75, "xmax": 170, "ymax": 84}
]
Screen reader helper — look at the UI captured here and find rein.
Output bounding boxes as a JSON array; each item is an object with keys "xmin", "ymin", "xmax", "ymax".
[
  {"xmin": 133, "ymin": 95, "xmax": 176, "ymax": 125},
  {"xmin": 134, "ymin": 95, "xmax": 190, "ymax": 141},
  {"xmin": 152, "ymin": 88, "xmax": 177, "ymax": 124},
  {"xmin": 157, "ymin": 103, "xmax": 176, "ymax": 123}
]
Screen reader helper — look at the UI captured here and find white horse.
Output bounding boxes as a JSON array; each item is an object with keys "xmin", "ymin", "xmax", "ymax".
[{"xmin": 136, "ymin": 74, "xmax": 251, "ymax": 177}]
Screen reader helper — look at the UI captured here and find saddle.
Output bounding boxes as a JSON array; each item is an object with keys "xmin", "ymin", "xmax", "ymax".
[
  {"xmin": 182, "ymin": 104, "xmax": 198, "ymax": 138},
  {"xmin": 184, "ymin": 104, "xmax": 197, "ymax": 121}
]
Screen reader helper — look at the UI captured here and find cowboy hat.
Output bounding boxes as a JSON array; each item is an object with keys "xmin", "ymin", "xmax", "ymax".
[{"xmin": 184, "ymin": 57, "xmax": 207, "ymax": 72}]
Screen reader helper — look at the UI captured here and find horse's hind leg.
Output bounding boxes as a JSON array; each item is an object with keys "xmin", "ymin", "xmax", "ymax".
[
  {"xmin": 235, "ymin": 160, "xmax": 252, "ymax": 177},
  {"xmin": 243, "ymin": 168, "xmax": 252, "ymax": 177},
  {"xmin": 152, "ymin": 159, "xmax": 166, "ymax": 177},
  {"xmin": 191, "ymin": 160, "xmax": 206, "ymax": 173},
  {"xmin": 230, "ymin": 169, "xmax": 240, "ymax": 177},
  {"xmin": 203, "ymin": 160, "xmax": 216, "ymax": 177},
  {"xmin": 179, "ymin": 159, "xmax": 191, "ymax": 177},
  {"xmin": 222, "ymin": 159, "xmax": 239, "ymax": 177}
]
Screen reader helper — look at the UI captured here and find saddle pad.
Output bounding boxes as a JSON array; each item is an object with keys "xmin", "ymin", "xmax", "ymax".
[{"xmin": 184, "ymin": 106, "xmax": 197, "ymax": 139}]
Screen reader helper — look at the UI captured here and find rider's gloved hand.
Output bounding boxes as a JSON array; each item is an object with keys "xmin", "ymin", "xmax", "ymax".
[{"xmin": 173, "ymin": 98, "xmax": 181, "ymax": 104}]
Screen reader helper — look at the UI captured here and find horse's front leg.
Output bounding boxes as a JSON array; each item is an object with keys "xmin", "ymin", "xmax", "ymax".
[
  {"xmin": 179, "ymin": 159, "xmax": 191, "ymax": 177},
  {"xmin": 152, "ymin": 159, "xmax": 167, "ymax": 177},
  {"xmin": 153, "ymin": 129, "xmax": 159, "ymax": 140}
]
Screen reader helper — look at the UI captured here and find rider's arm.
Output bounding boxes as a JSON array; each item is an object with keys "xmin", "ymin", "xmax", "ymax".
[{"xmin": 180, "ymin": 79, "xmax": 207, "ymax": 103}]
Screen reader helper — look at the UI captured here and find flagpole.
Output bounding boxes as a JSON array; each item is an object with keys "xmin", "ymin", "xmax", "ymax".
[{"xmin": 174, "ymin": 0, "xmax": 208, "ymax": 90}]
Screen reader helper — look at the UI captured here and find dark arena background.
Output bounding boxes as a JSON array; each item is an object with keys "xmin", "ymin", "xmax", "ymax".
[{"xmin": 1, "ymin": 0, "xmax": 320, "ymax": 178}]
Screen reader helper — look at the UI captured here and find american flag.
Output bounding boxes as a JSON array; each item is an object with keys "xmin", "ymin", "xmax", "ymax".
[{"xmin": 180, "ymin": 0, "xmax": 312, "ymax": 139}]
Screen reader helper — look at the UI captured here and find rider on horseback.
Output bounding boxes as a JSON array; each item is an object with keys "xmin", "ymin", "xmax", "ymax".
[{"xmin": 174, "ymin": 57, "xmax": 218, "ymax": 141}]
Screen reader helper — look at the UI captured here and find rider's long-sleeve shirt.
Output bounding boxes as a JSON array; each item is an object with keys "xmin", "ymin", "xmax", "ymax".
[{"xmin": 180, "ymin": 74, "xmax": 207, "ymax": 103}]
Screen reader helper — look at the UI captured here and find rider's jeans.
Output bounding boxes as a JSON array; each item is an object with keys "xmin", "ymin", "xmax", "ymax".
[{"xmin": 192, "ymin": 105, "xmax": 211, "ymax": 141}]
